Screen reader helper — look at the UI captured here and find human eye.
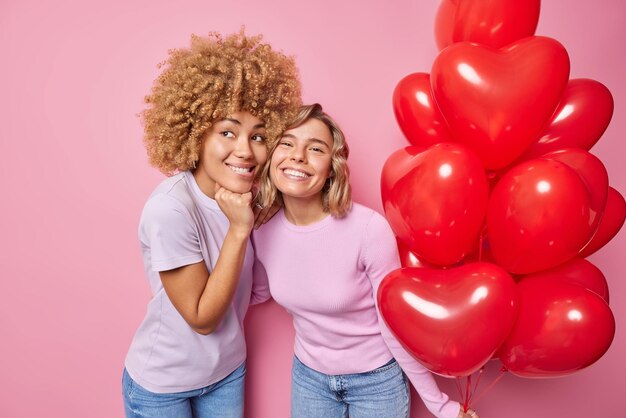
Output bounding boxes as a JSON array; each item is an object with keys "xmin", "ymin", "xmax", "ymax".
[
  {"xmin": 279, "ymin": 139, "xmax": 293, "ymax": 147},
  {"xmin": 310, "ymin": 144, "xmax": 327, "ymax": 153},
  {"xmin": 251, "ymin": 134, "xmax": 266, "ymax": 142},
  {"xmin": 221, "ymin": 131, "xmax": 235, "ymax": 138}
]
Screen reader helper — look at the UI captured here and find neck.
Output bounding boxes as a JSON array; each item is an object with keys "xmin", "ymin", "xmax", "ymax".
[
  {"xmin": 282, "ymin": 194, "xmax": 328, "ymax": 226},
  {"xmin": 192, "ymin": 168, "xmax": 216, "ymax": 198}
]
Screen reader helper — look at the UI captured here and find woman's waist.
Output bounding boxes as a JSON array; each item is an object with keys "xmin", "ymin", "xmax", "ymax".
[{"xmin": 293, "ymin": 332, "xmax": 392, "ymax": 375}]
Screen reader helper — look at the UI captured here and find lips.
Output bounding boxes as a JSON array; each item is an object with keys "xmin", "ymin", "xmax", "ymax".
[
  {"xmin": 226, "ymin": 163, "xmax": 255, "ymax": 176},
  {"xmin": 282, "ymin": 168, "xmax": 311, "ymax": 179}
]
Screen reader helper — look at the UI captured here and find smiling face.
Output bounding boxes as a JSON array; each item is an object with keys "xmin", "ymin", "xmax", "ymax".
[
  {"xmin": 269, "ymin": 118, "xmax": 334, "ymax": 205},
  {"xmin": 194, "ymin": 111, "xmax": 267, "ymax": 198}
]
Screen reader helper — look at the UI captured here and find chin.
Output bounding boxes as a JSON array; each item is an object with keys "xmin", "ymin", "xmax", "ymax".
[
  {"xmin": 279, "ymin": 187, "xmax": 310, "ymax": 199},
  {"xmin": 224, "ymin": 180, "xmax": 254, "ymax": 194}
]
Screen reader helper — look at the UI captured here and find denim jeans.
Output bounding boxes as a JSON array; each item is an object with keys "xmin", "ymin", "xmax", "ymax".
[
  {"xmin": 122, "ymin": 363, "xmax": 245, "ymax": 418},
  {"xmin": 291, "ymin": 356, "xmax": 410, "ymax": 418}
]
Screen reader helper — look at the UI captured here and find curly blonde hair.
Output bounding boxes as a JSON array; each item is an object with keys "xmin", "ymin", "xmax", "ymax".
[
  {"xmin": 142, "ymin": 30, "xmax": 302, "ymax": 174},
  {"xmin": 259, "ymin": 103, "xmax": 352, "ymax": 217}
]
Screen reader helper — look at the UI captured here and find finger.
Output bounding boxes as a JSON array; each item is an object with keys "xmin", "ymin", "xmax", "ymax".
[
  {"xmin": 254, "ymin": 215, "xmax": 262, "ymax": 230},
  {"xmin": 254, "ymin": 207, "xmax": 266, "ymax": 229},
  {"xmin": 214, "ymin": 183, "xmax": 225, "ymax": 202},
  {"xmin": 256, "ymin": 201, "xmax": 280, "ymax": 229},
  {"xmin": 258, "ymin": 206, "xmax": 274, "ymax": 227},
  {"xmin": 240, "ymin": 191, "xmax": 253, "ymax": 205},
  {"xmin": 267, "ymin": 203, "xmax": 280, "ymax": 218},
  {"xmin": 215, "ymin": 187, "xmax": 229, "ymax": 204},
  {"xmin": 254, "ymin": 206, "xmax": 269, "ymax": 229}
]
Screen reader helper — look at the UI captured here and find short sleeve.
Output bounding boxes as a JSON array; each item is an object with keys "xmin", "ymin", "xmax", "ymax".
[
  {"xmin": 250, "ymin": 258, "xmax": 271, "ymax": 305},
  {"xmin": 139, "ymin": 194, "xmax": 204, "ymax": 272},
  {"xmin": 250, "ymin": 234, "xmax": 271, "ymax": 305}
]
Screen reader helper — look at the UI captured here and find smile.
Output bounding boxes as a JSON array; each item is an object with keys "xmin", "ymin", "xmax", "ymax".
[
  {"xmin": 227, "ymin": 164, "xmax": 255, "ymax": 175},
  {"xmin": 282, "ymin": 168, "xmax": 311, "ymax": 179}
]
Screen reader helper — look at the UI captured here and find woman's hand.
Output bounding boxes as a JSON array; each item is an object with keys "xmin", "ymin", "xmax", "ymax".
[
  {"xmin": 214, "ymin": 183, "xmax": 255, "ymax": 235},
  {"xmin": 253, "ymin": 200, "xmax": 281, "ymax": 229},
  {"xmin": 457, "ymin": 408, "xmax": 479, "ymax": 418}
]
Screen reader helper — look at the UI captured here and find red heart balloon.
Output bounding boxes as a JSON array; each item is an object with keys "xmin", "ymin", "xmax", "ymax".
[
  {"xmin": 380, "ymin": 145, "xmax": 426, "ymax": 193},
  {"xmin": 541, "ymin": 149, "xmax": 609, "ymax": 229},
  {"xmin": 462, "ymin": 237, "xmax": 497, "ymax": 266},
  {"xmin": 381, "ymin": 143, "xmax": 489, "ymax": 266},
  {"xmin": 580, "ymin": 186, "xmax": 626, "ymax": 257},
  {"xmin": 393, "ymin": 73, "xmax": 453, "ymax": 147},
  {"xmin": 520, "ymin": 258, "xmax": 609, "ymax": 303},
  {"xmin": 487, "ymin": 158, "xmax": 593, "ymax": 274},
  {"xmin": 500, "ymin": 278, "xmax": 615, "ymax": 378},
  {"xmin": 435, "ymin": 0, "xmax": 540, "ymax": 50},
  {"xmin": 377, "ymin": 262, "xmax": 518, "ymax": 376},
  {"xmin": 396, "ymin": 239, "xmax": 436, "ymax": 269},
  {"xmin": 431, "ymin": 36, "xmax": 570, "ymax": 170},
  {"xmin": 520, "ymin": 79, "xmax": 614, "ymax": 160},
  {"xmin": 434, "ymin": 0, "xmax": 456, "ymax": 50}
]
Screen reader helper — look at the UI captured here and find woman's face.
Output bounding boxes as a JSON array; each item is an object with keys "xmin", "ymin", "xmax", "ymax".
[
  {"xmin": 194, "ymin": 111, "xmax": 267, "ymax": 197},
  {"xmin": 269, "ymin": 118, "xmax": 334, "ymax": 201}
]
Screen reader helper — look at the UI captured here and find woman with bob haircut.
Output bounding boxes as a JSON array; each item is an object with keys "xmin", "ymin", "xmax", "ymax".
[
  {"xmin": 122, "ymin": 31, "xmax": 301, "ymax": 418},
  {"xmin": 252, "ymin": 104, "xmax": 478, "ymax": 418}
]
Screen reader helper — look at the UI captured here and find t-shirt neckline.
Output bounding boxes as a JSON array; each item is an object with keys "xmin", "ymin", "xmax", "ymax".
[
  {"xmin": 279, "ymin": 208, "xmax": 333, "ymax": 232},
  {"xmin": 183, "ymin": 171, "xmax": 220, "ymax": 211}
]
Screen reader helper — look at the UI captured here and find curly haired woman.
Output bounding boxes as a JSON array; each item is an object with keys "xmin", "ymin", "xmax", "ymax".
[{"xmin": 122, "ymin": 31, "xmax": 301, "ymax": 418}]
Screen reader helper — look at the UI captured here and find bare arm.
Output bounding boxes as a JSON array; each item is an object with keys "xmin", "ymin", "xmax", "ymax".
[{"xmin": 161, "ymin": 184, "xmax": 254, "ymax": 335}]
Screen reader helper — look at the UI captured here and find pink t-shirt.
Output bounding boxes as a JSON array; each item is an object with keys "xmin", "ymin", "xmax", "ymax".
[
  {"xmin": 252, "ymin": 203, "xmax": 460, "ymax": 418},
  {"xmin": 125, "ymin": 171, "xmax": 254, "ymax": 393}
]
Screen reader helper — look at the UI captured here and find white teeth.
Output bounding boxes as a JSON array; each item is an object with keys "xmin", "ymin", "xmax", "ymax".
[
  {"xmin": 284, "ymin": 169, "xmax": 309, "ymax": 178},
  {"xmin": 229, "ymin": 165, "xmax": 253, "ymax": 174}
]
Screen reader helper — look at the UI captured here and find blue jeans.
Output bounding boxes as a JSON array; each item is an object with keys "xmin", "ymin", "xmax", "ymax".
[
  {"xmin": 291, "ymin": 356, "xmax": 410, "ymax": 418},
  {"xmin": 122, "ymin": 363, "xmax": 245, "ymax": 418}
]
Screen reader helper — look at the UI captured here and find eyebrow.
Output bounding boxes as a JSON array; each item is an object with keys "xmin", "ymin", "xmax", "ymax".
[
  {"xmin": 282, "ymin": 134, "xmax": 330, "ymax": 147},
  {"xmin": 222, "ymin": 118, "xmax": 265, "ymax": 129}
]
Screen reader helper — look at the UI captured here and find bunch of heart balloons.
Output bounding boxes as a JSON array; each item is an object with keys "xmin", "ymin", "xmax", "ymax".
[{"xmin": 378, "ymin": 0, "xmax": 625, "ymax": 382}]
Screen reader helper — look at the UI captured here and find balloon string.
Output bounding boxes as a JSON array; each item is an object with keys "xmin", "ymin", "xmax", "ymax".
[
  {"xmin": 471, "ymin": 367, "xmax": 508, "ymax": 407},
  {"xmin": 467, "ymin": 367, "xmax": 485, "ymax": 407},
  {"xmin": 455, "ymin": 377, "xmax": 464, "ymax": 405},
  {"xmin": 464, "ymin": 375, "xmax": 472, "ymax": 412}
]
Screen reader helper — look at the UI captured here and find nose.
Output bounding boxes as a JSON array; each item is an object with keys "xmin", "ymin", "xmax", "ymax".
[
  {"xmin": 234, "ymin": 136, "xmax": 253, "ymax": 159},
  {"xmin": 289, "ymin": 144, "xmax": 306, "ymax": 163}
]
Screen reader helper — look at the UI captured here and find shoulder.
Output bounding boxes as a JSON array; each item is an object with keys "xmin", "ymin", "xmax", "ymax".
[
  {"xmin": 141, "ymin": 174, "xmax": 196, "ymax": 226},
  {"xmin": 252, "ymin": 208, "xmax": 285, "ymax": 241},
  {"xmin": 350, "ymin": 204, "xmax": 399, "ymax": 270},
  {"xmin": 346, "ymin": 203, "xmax": 392, "ymax": 232},
  {"xmin": 346, "ymin": 203, "xmax": 396, "ymax": 254},
  {"xmin": 149, "ymin": 173, "xmax": 195, "ymax": 206}
]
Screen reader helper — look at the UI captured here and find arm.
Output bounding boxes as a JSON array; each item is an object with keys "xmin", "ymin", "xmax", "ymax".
[
  {"xmin": 250, "ymin": 255, "xmax": 272, "ymax": 305},
  {"xmin": 158, "ymin": 184, "xmax": 254, "ymax": 335},
  {"xmin": 363, "ymin": 213, "xmax": 463, "ymax": 418}
]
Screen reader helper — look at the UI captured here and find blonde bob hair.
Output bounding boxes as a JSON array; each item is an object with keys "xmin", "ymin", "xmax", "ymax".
[
  {"xmin": 141, "ymin": 30, "xmax": 301, "ymax": 175},
  {"xmin": 258, "ymin": 103, "xmax": 352, "ymax": 217}
]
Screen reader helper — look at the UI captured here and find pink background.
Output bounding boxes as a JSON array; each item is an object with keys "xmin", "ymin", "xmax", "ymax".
[{"xmin": 1, "ymin": 0, "xmax": 624, "ymax": 417}]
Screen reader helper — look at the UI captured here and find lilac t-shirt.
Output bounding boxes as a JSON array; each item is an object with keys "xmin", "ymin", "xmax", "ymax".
[{"xmin": 124, "ymin": 171, "xmax": 254, "ymax": 393}]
